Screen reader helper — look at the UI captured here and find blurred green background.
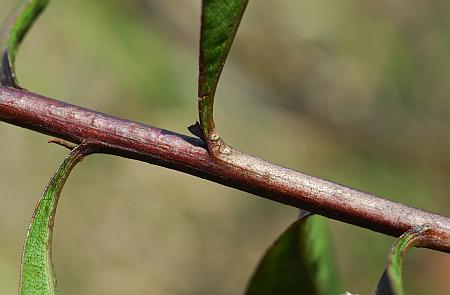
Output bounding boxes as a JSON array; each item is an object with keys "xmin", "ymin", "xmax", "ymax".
[{"xmin": 0, "ymin": 0, "xmax": 449, "ymax": 294}]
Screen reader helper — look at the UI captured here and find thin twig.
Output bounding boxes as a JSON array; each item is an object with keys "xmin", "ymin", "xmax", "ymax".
[
  {"xmin": 0, "ymin": 86, "xmax": 449, "ymax": 253},
  {"xmin": 48, "ymin": 138, "xmax": 77, "ymax": 150}
]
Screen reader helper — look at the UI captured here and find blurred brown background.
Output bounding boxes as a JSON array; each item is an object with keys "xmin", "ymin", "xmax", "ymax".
[{"xmin": 0, "ymin": 0, "xmax": 449, "ymax": 294}]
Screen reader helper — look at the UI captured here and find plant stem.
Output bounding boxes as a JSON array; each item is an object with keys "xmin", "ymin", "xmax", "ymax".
[{"xmin": 0, "ymin": 86, "xmax": 449, "ymax": 253}]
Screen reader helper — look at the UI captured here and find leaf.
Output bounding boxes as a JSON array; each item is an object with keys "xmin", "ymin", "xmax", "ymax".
[
  {"xmin": 374, "ymin": 225, "xmax": 432, "ymax": 295},
  {"xmin": 245, "ymin": 214, "xmax": 343, "ymax": 295},
  {"xmin": 198, "ymin": 0, "xmax": 249, "ymax": 139},
  {"xmin": 0, "ymin": 0, "xmax": 50, "ymax": 87},
  {"xmin": 19, "ymin": 145, "xmax": 87, "ymax": 295},
  {"xmin": 198, "ymin": 0, "xmax": 248, "ymax": 98}
]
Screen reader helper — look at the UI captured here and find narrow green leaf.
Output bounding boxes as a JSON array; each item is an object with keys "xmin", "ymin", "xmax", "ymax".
[
  {"xmin": 374, "ymin": 225, "xmax": 432, "ymax": 295},
  {"xmin": 199, "ymin": 0, "xmax": 248, "ymax": 98},
  {"xmin": 245, "ymin": 214, "xmax": 343, "ymax": 295},
  {"xmin": 0, "ymin": 0, "xmax": 50, "ymax": 86},
  {"xmin": 19, "ymin": 146, "xmax": 86, "ymax": 295},
  {"xmin": 198, "ymin": 0, "xmax": 249, "ymax": 140}
]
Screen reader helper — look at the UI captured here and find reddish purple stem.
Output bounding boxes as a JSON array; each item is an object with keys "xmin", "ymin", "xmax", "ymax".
[{"xmin": 0, "ymin": 86, "xmax": 449, "ymax": 253}]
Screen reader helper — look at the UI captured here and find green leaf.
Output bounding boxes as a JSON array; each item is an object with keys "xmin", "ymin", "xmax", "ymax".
[
  {"xmin": 0, "ymin": 0, "xmax": 50, "ymax": 87},
  {"xmin": 245, "ymin": 214, "xmax": 343, "ymax": 295},
  {"xmin": 19, "ymin": 145, "xmax": 86, "ymax": 295},
  {"xmin": 374, "ymin": 225, "xmax": 432, "ymax": 295},
  {"xmin": 198, "ymin": 0, "xmax": 249, "ymax": 140}
]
